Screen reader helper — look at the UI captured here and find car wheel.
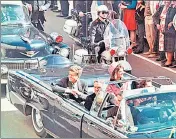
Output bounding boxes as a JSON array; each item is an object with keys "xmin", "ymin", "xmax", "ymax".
[{"xmin": 31, "ymin": 108, "xmax": 47, "ymax": 138}]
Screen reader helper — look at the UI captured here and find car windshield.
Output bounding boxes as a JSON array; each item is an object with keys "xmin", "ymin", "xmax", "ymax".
[
  {"xmin": 104, "ymin": 19, "xmax": 130, "ymax": 49},
  {"xmin": 126, "ymin": 92, "xmax": 176, "ymax": 132},
  {"xmin": 1, "ymin": 4, "xmax": 30, "ymax": 25}
]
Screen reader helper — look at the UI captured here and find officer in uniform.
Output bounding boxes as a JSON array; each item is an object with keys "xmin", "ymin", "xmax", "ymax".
[
  {"xmin": 89, "ymin": 5, "xmax": 109, "ymax": 63},
  {"xmin": 22, "ymin": 0, "xmax": 51, "ymax": 31}
]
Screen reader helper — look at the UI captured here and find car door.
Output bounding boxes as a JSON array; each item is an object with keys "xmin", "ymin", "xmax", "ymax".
[
  {"xmin": 84, "ymin": 94, "xmax": 127, "ymax": 138},
  {"xmin": 54, "ymin": 94, "xmax": 89, "ymax": 138}
]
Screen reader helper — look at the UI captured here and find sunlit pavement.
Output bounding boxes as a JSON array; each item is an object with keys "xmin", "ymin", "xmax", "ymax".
[{"xmin": 1, "ymin": 98, "xmax": 39, "ymax": 138}]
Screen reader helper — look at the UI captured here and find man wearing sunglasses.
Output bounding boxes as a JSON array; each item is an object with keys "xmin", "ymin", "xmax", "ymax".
[{"xmin": 89, "ymin": 5, "xmax": 110, "ymax": 63}]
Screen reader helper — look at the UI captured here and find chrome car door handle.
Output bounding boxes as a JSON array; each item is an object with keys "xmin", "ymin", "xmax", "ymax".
[{"xmin": 88, "ymin": 122, "xmax": 95, "ymax": 127}]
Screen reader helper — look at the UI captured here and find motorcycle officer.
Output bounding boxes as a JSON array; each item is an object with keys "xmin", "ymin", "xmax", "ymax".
[
  {"xmin": 89, "ymin": 5, "xmax": 110, "ymax": 63},
  {"xmin": 22, "ymin": 0, "xmax": 51, "ymax": 31}
]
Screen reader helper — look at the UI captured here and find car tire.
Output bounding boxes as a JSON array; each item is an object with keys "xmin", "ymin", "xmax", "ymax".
[{"xmin": 31, "ymin": 108, "xmax": 47, "ymax": 138}]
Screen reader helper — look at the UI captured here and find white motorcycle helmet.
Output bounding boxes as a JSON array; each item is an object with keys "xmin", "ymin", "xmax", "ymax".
[
  {"xmin": 74, "ymin": 49, "xmax": 88, "ymax": 64},
  {"xmin": 97, "ymin": 5, "xmax": 109, "ymax": 12}
]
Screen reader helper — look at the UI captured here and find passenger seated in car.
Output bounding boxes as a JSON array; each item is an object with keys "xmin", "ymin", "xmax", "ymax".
[
  {"xmin": 84, "ymin": 81, "xmax": 104, "ymax": 111},
  {"xmin": 51, "ymin": 65, "xmax": 88, "ymax": 103},
  {"xmin": 106, "ymin": 93, "xmax": 123, "ymax": 119},
  {"xmin": 105, "ymin": 94, "xmax": 123, "ymax": 127},
  {"xmin": 106, "ymin": 63, "xmax": 124, "ymax": 96}
]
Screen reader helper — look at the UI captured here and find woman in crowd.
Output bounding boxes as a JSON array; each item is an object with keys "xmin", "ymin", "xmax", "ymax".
[
  {"xmin": 171, "ymin": 13, "xmax": 176, "ymax": 68},
  {"xmin": 119, "ymin": 0, "xmax": 137, "ymax": 49},
  {"xmin": 153, "ymin": 0, "xmax": 176, "ymax": 67}
]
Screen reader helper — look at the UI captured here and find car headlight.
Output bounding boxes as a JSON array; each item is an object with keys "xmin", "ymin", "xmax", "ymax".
[
  {"xmin": 117, "ymin": 51, "xmax": 126, "ymax": 57},
  {"xmin": 60, "ymin": 48, "xmax": 69, "ymax": 57},
  {"xmin": 1, "ymin": 65, "xmax": 8, "ymax": 75},
  {"xmin": 116, "ymin": 49, "xmax": 126, "ymax": 57}
]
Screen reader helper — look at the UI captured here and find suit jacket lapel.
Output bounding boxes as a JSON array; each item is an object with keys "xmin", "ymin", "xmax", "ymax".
[
  {"xmin": 67, "ymin": 77, "xmax": 72, "ymax": 89},
  {"xmin": 77, "ymin": 80, "xmax": 82, "ymax": 92}
]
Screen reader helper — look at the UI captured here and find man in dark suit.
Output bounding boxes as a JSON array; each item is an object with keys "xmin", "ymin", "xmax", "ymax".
[
  {"xmin": 22, "ymin": 0, "xmax": 51, "ymax": 31},
  {"xmin": 84, "ymin": 81, "xmax": 104, "ymax": 111},
  {"xmin": 52, "ymin": 65, "xmax": 88, "ymax": 103}
]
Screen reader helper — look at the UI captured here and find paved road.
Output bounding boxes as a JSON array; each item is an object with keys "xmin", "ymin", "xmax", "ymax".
[{"xmin": 1, "ymin": 10, "xmax": 176, "ymax": 138}]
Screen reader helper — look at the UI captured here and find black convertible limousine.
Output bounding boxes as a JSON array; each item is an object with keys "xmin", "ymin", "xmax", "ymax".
[{"xmin": 7, "ymin": 63, "xmax": 176, "ymax": 138}]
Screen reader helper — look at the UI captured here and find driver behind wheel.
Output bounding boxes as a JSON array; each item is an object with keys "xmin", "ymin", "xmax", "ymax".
[{"xmin": 52, "ymin": 65, "xmax": 88, "ymax": 103}]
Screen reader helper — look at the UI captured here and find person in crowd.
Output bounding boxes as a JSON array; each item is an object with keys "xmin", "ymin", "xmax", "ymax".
[
  {"xmin": 173, "ymin": 12, "xmax": 176, "ymax": 30},
  {"xmin": 89, "ymin": 5, "xmax": 109, "ymax": 63},
  {"xmin": 57, "ymin": 0, "xmax": 69, "ymax": 17},
  {"xmin": 66, "ymin": 0, "xmax": 74, "ymax": 19},
  {"xmin": 153, "ymin": 0, "xmax": 176, "ymax": 67},
  {"xmin": 119, "ymin": 0, "xmax": 137, "ymax": 49},
  {"xmin": 143, "ymin": 0, "xmax": 160, "ymax": 58},
  {"xmin": 112, "ymin": 0, "xmax": 121, "ymax": 19},
  {"xmin": 133, "ymin": 0, "xmax": 145, "ymax": 54},
  {"xmin": 75, "ymin": 0, "xmax": 93, "ymax": 37},
  {"xmin": 50, "ymin": 0, "xmax": 58, "ymax": 11},
  {"xmin": 84, "ymin": 81, "xmax": 104, "ymax": 111},
  {"xmin": 51, "ymin": 0, "xmax": 61, "ymax": 12},
  {"xmin": 52, "ymin": 65, "xmax": 88, "ymax": 103},
  {"xmin": 22, "ymin": 0, "xmax": 51, "ymax": 31},
  {"xmin": 171, "ymin": 10, "xmax": 176, "ymax": 67}
]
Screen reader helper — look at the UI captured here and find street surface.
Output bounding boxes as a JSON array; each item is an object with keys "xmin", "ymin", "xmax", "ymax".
[{"xmin": 1, "ymin": 10, "xmax": 176, "ymax": 138}]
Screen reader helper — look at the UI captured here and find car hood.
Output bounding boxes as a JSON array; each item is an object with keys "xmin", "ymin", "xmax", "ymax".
[{"xmin": 1, "ymin": 25, "xmax": 50, "ymax": 50}]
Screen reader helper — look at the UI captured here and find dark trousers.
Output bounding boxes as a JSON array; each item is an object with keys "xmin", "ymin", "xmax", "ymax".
[
  {"xmin": 137, "ymin": 23, "xmax": 145, "ymax": 52},
  {"xmin": 81, "ymin": 15, "xmax": 92, "ymax": 37},
  {"xmin": 51, "ymin": 0, "xmax": 57, "ymax": 7},
  {"xmin": 153, "ymin": 28, "xmax": 159, "ymax": 53},
  {"xmin": 31, "ymin": 11, "xmax": 45, "ymax": 31},
  {"xmin": 159, "ymin": 51, "xmax": 166, "ymax": 60},
  {"xmin": 60, "ymin": 0, "xmax": 69, "ymax": 16},
  {"xmin": 97, "ymin": 42, "xmax": 106, "ymax": 63},
  {"xmin": 112, "ymin": 1, "xmax": 120, "ymax": 16}
]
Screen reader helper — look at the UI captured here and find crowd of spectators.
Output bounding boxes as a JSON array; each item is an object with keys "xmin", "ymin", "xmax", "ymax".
[{"xmin": 49, "ymin": 0, "xmax": 176, "ymax": 68}]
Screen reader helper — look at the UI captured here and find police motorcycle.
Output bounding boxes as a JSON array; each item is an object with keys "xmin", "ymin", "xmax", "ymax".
[
  {"xmin": 63, "ymin": 9, "xmax": 92, "ymax": 47},
  {"xmin": 100, "ymin": 19, "xmax": 132, "ymax": 73}
]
